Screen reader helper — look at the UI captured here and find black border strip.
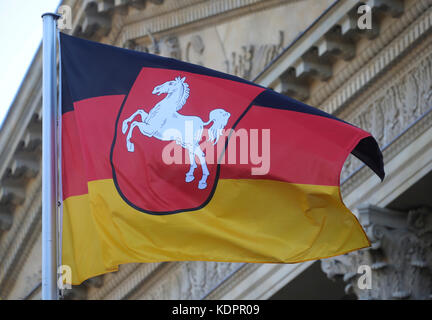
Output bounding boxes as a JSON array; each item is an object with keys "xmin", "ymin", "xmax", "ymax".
[{"xmin": 60, "ymin": 32, "xmax": 263, "ymax": 111}]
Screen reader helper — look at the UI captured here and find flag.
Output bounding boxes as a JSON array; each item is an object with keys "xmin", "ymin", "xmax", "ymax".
[{"xmin": 59, "ymin": 33, "xmax": 384, "ymax": 285}]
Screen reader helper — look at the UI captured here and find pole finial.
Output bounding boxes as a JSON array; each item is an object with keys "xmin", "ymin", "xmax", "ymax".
[{"xmin": 41, "ymin": 12, "xmax": 62, "ymax": 19}]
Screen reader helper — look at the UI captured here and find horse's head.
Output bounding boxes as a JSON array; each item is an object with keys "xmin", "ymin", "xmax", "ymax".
[
  {"xmin": 207, "ymin": 108, "xmax": 231, "ymax": 144},
  {"xmin": 152, "ymin": 76, "xmax": 186, "ymax": 96}
]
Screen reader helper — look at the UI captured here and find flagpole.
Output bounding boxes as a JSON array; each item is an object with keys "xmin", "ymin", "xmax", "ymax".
[{"xmin": 41, "ymin": 12, "xmax": 61, "ymax": 300}]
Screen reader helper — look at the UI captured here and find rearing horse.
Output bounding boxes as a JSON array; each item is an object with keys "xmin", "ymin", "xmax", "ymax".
[{"xmin": 122, "ymin": 76, "xmax": 231, "ymax": 189}]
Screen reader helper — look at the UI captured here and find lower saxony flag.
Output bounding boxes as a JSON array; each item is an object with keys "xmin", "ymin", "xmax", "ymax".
[{"xmin": 59, "ymin": 33, "xmax": 384, "ymax": 285}]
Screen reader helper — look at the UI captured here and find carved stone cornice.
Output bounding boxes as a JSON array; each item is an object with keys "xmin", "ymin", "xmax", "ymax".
[
  {"xmin": 342, "ymin": 106, "xmax": 432, "ymax": 199},
  {"xmin": 123, "ymin": 263, "xmax": 181, "ymax": 300},
  {"xmin": 87, "ymin": 262, "xmax": 161, "ymax": 299},
  {"xmin": 71, "ymin": 0, "xmax": 167, "ymax": 39},
  {"xmin": 104, "ymin": 0, "xmax": 203, "ymax": 45},
  {"xmin": 130, "ymin": 261, "xmax": 243, "ymax": 300},
  {"xmin": 256, "ymin": 0, "xmax": 431, "ymax": 109},
  {"xmin": 256, "ymin": 0, "xmax": 369, "ymax": 86},
  {"xmin": 0, "ymin": 46, "xmax": 42, "ymax": 235},
  {"xmin": 109, "ymin": 0, "xmax": 299, "ymax": 47},
  {"xmin": 317, "ymin": 0, "xmax": 432, "ymax": 115},
  {"xmin": 321, "ymin": 205, "xmax": 432, "ymax": 299},
  {"xmin": 0, "ymin": 175, "xmax": 42, "ymax": 299},
  {"xmin": 0, "ymin": 3, "xmax": 45, "ymax": 300},
  {"xmin": 87, "ymin": 261, "xmax": 243, "ymax": 300},
  {"xmin": 0, "ymin": 66, "xmax": 42, "ymax": 180},
  {"xmin": 85, "ymin": 258, "xmax": 315, "ymax": 300},
  {"xmin": 125, "ymin": 0, "xmax": 203, "ymax": 23},
  {"xmin": 340, "ymin": 31, "xmax": 432, "ymax": 196},
  {"xmin": 203, "ymin": 262, "xmax": 314, "ymax": 300}
]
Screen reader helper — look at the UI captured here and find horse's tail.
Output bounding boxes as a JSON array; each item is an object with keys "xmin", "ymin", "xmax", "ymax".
[{"xmin": 204, "ymin": 109, "xmax": 231, "ymax": 145}]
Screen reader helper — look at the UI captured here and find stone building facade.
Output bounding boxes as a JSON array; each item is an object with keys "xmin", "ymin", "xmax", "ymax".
[{"xmin": 0, "ymin": 0, "xmax": 431, "ymax": 299}]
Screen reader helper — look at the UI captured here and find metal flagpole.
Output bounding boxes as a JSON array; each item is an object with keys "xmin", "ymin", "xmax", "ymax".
[{"xmin": 41, "ymin": 12, "xmax": 61, "ymax": 300}]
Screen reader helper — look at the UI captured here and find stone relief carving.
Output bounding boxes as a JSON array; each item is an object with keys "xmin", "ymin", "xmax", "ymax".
[
  {"xmin": 124, "ymin": 30, "xmax": 284, "ymax": 79},
  {"xmin": 122, "ymin": 28, "xmax": 160, "ymax": 54},
  {"xmin": 226, "ymin": 31, "xmax": 284, "ymax": 80},
  {"xmin": 160, "ymin": 35, "xmax": 182, "ymax": 60},
  {"xmin": 340, "ymin": 53, "xmax": 432, "ymax": 181},
  {"xmin": 321, "ymin": 206, "xmax": 432, "ymax": 299},
  {"xmin": 185, "ymin": 35, "xmax": 205, "ymax": 66},
  {"xmin": 122, "ymin": 34, "xmax": 178, "ymax": 58},
  {"xmin": 137, "ymin": 262, "xmax": 241, "ymax": 300}
]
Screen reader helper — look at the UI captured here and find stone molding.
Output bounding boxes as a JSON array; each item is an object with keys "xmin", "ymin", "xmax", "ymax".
[
  {"xmin": 124, "ymin": 262, "xmax": 240, "ymax": 300},
  {"xmin": 0, "ymin": 81, "xmax": 43, "ymax": 298},
  {"xmin": 109, "ymin": 0, "xmax": 298, "ymax": 47},
  {"xmin": 341, "ymin": 32, "xmax": 432, "ymax": 196},
  {"xmin": 255, "ymin": 0, "xmax": 363, "ymax": 86},
  {"xmin": 342, "ymin": 106, "xmax": 432, "ymax": 198},
  {"xmin": 0, "ymin": 175, "xmax": 42, "ymax": 298},
  {"xmin": 0, "ymin": 13, "xmax": 44, "ymax": 299},
  {"xmin": 87, "ymin": 261, "xmax": 239, "ymax": 300},
  {"xmin": 88, "ymin": 262, "xmax": 162, "ymax": 299},
  {"xmin": 318, "ymin": 0, "xmax": 432, "ymax": 115},
  {"xmin": 255, "ymin": 0, "xmax": 431, "ymax": 107},
  {"xmin": 204, "ymin": 261, "xmax": 314, "ymax": 300},
  {"xmin": 68, "ymin": 0, "xmax": 300, "ymax": 45}
]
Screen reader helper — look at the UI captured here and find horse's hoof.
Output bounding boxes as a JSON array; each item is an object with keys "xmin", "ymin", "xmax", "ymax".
[
  {"xmin": 185, "ymin": 175, "xmax": 195, "ymax": 183},
  {"xmin": 122, "ymin": 121, "xmax": 129, "ymax": 134},
  {"xmin": 198, "ymin": 181, "xmax": 207, "ymax": 189},
  {"xmin": 127, "ymin": 142, "xmax": 134, "ymax": 152}
]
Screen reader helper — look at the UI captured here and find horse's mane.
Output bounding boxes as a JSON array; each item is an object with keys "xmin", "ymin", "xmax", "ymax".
[{"xmin": 175, "ymin": 77, "xmax": 190, "ymax": 111}]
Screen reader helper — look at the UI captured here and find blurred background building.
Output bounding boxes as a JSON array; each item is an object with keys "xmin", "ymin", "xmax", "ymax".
[{"xmin": 0, "ymin": 0, "xmax": 431, "ymax": 300}]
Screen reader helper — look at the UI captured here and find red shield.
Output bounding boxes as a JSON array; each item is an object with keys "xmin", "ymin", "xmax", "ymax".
[{"xmin": 111, "ymin": 67, "xmax": 261, "ymax": 214}]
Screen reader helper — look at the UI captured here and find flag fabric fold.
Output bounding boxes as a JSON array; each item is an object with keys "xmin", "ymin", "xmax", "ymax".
[{"xmin": 59, "ymin": 33, "xmax": 384, "ymax": 285}]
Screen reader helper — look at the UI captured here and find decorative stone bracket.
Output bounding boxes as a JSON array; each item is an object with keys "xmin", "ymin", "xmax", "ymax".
[
  {"xmin": 0, "ymin": 112, "xmax": 41, "ymax": 233},
  {"xmin": 264, "ymin": 0, "xmax": 408, "ymax": 101},
  {"xmin": 321, "ymin": 205, "xmax": 432, "ymax": 299},
  {"xmin": 74, "ymin": 0, "xmax": 165, "ymax": 39}
]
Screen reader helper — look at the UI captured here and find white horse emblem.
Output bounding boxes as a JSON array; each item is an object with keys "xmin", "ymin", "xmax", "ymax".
[{"xmin": 122, "ymin": 76, "xmax": 231, "ymax": 190}]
